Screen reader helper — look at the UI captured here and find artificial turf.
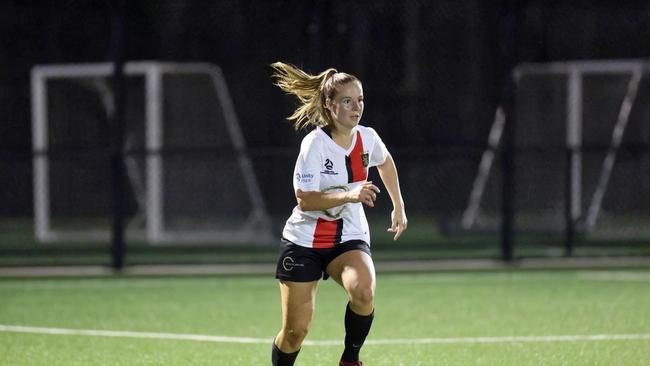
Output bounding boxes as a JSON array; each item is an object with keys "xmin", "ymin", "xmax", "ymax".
[{"xmin": 1, "ymin": 270, "xmax": 649, "ymax": 365}]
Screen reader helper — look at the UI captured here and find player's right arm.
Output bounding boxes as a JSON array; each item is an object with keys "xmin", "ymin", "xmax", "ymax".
[{"xmin": 295, "ymin": 182, "xmax": 379, "ymax": 211}]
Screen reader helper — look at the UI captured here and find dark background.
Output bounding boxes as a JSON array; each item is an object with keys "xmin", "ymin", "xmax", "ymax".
[{"xmin": 1, "ymin": 1, "xmax": 650, "ymax": 258}]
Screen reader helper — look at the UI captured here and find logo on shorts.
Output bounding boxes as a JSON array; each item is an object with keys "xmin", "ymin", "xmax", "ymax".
[{"xmin": 282, "ymin": 256, "xmax": 305, "ymax": 271}]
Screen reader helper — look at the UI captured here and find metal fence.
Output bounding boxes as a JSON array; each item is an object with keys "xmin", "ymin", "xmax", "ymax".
[{"xmin": 2, "ymin": 1, "xmax": 650, "ymax": 266}]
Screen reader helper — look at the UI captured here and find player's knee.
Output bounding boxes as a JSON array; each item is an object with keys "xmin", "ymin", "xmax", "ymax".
[
  {"xmin": 282, "ymin": 325, "xmax": 310, "ymax": 348},
  {"xmin": 349, "ymin": 285, "xmax": 374, "ymax": 307}
]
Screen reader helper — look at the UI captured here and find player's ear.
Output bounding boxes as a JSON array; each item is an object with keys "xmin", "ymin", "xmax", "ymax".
[{"xmin": 324, "ymin": 97, "xmax": 332, "ymax": 110}]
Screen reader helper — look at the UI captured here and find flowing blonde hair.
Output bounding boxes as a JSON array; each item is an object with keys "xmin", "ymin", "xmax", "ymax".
[{"xmin": 271, "ymin": 62, "xmax": 360, "ymax": 130}]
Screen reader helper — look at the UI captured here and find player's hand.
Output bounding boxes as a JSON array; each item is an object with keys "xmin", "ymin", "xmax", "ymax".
[
  {"xmin": 387, "ymin": 208, "xmax": 407, "ymax": 240},
  {"xmin": 347, "ymin": 181, "xmax": 380, "ymax": 207}
]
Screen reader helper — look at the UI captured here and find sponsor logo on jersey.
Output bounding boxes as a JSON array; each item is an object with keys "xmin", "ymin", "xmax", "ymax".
[
  {"xmin": 321, "ymin": 158, "xmax": 339, "ymax": 175},
  {"xmin": 296, "ymin": 173, "xmax": 314, "ymax": 183},
  {"xmin": 321, "ymin": 185, "xmax": 349, "ymax": 218}
]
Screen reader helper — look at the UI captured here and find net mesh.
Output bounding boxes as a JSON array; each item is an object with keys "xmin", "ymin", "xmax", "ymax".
[
  {"xmin": 161, "ymin": 73, "xmax": 253, "ymax": 232},
  {"xmin": 47, "ymin": 77, "xmax": 142, "ymax": 232},
  {"xmin": 42, "ymin": 68, "xmax": 264, "ymax": 242},
  {"xmin": 469, "ymin": 65, "xmax": 650, "ymax": 240}
]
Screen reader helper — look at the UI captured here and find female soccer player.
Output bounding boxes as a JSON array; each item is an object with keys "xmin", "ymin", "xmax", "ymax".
[{"xmin": 271, "ymin": 62, "xmax": 407, "ymax": 366}]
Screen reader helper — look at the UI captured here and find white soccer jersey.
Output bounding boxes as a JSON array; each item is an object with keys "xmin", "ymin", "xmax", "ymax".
[{"xmin": 282, "ymin": 125, "xmax": 389, "ymax": 248}]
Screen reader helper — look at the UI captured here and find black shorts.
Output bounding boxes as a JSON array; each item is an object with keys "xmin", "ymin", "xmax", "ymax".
[{"xmin": 275, "ymin": 238, "xmax": 372, "ymax": 282}]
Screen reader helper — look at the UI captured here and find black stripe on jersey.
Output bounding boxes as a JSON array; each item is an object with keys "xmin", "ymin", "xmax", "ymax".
[
  {"xmin": 345, "ymin": 155, "xmax": 353, "ymax": 183},
  {"xmin": 335, "ymin": 219, "xmax": 343, "ymax": 245}
]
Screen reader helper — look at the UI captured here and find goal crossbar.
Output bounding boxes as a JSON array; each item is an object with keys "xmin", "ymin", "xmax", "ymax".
[
  {"xmin": 31, "ymin": 61, "xmax": 272, "ymax": 244},
  {"xmin": 462, "ymin": 59, "xmax": 649, "ymax": 233}
]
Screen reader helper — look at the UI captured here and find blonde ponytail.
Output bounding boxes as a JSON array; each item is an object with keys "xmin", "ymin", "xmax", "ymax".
[{"xmin": 271, "ymin": 62, "xmax": 359, "ymax": 130}]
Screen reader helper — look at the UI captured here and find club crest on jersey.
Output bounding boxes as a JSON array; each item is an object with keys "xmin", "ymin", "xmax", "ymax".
[{"xmin": 361, "ymin": 152, "xmax": 369, "ymax": 167}]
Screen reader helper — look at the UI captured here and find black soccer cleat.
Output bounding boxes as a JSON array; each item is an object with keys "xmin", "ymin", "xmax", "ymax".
[{"xmin": 339, "ymin": 360, "xmax": 363, "ymax": 366}]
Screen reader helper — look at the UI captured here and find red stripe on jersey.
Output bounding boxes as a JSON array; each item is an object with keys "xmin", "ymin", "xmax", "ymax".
[
  {"xmin": 348, "ymin": 130, "xmax": 367, "ymax": 182},
  {"xmin": 312, "ymin": 218, "xmax": 342, "ymax": 248}
]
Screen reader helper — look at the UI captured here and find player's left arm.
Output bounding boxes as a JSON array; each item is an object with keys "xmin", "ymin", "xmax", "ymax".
[{"xmin": 376, "ymin": 153, "xmax": 407, "ymax": 240}]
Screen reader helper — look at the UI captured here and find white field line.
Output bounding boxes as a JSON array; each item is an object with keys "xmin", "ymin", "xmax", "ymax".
[
  {"xmin": 0, "ymin": 325, "xmax": 269, "ymax": 345},
  {"xmin": 1, "ymin": 325, "xmax": 649, "ymax": 346}
]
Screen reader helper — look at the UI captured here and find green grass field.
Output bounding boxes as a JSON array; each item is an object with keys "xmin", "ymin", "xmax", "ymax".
[{"xmin": 1, "ymin": 269, "xmax": 649, "ymax": 365}]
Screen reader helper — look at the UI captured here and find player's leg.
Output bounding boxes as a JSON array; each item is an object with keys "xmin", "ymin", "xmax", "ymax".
[
  {"xmin": 326, "ymin": 249, "xmax": 376, "ymax": 364},
  {"xmin": 272, "ymin": 280, "xmax": 319, "ymax": 366}
]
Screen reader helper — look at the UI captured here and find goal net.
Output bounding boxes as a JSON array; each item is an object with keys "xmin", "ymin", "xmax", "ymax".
[
  {"xmin": 31, "ymin": 62, "xmax": 272, "ymax": 244},
  {"xmin": 462, "ymin": 60, "xmax": 650, "ymax": 240}
]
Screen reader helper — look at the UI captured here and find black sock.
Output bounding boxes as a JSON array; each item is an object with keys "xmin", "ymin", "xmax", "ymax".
[
  {"xmin": 341, "ymin": 302, "xmax": 374, "ymax": 362},
  {"xmin": 272, "ymin": 342, "xmax": 300, "ymax": 366}
]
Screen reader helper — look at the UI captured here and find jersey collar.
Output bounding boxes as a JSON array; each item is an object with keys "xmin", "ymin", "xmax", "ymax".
[{"xmin": 318, "ymin": 125, "xmax": 359, "ymax": 155}]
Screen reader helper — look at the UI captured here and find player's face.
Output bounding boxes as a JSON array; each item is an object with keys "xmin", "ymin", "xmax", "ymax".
[{"xmin": 329, "ymin": 81, "xmax": 364, "ymax": 131}]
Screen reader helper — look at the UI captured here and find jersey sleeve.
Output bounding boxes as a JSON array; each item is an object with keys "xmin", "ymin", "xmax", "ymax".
[
  {"xmin": 293, "ymin": 134, "xmax": 321, "ymax": 192},
  {"xmin": 367, "ymin": 127, "xmax": 389, "ymax": 167}
]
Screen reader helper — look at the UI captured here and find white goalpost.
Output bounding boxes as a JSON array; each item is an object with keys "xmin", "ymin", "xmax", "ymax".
[
  {"xmin": 31, "ymin": 61, "xmax": 272, "ymax": 244},
  {"xmin": 462, "ymin": 60, "xmax": 648, "ymax": 236}
]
